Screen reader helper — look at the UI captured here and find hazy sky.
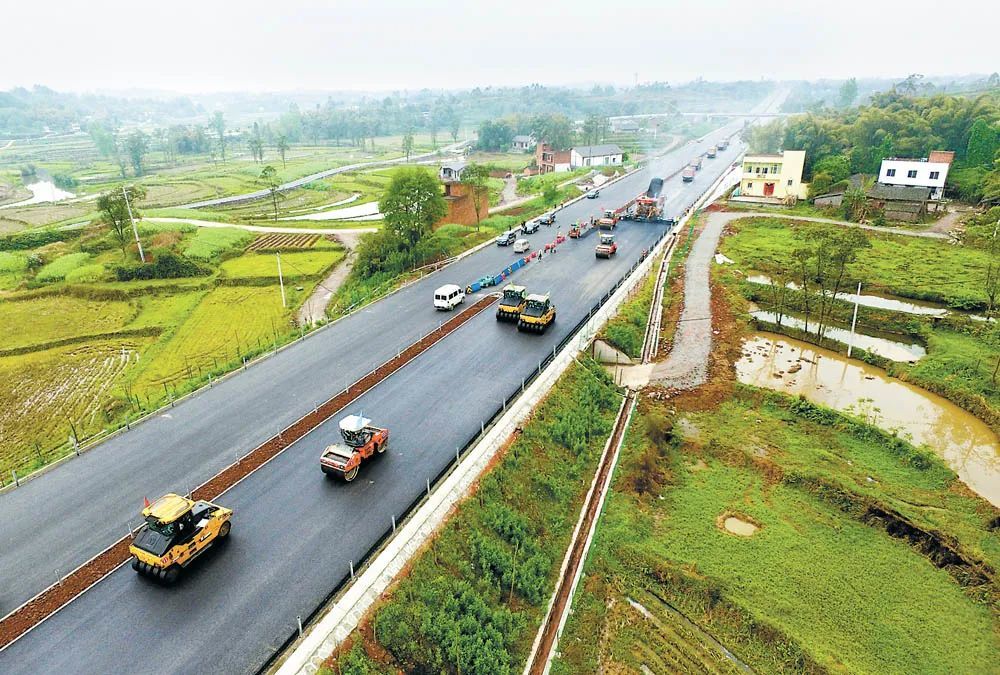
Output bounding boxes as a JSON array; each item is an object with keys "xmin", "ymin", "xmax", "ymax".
[{"xmin": 4, "ymin": 0, "xmax": 996, "ymax": 94}]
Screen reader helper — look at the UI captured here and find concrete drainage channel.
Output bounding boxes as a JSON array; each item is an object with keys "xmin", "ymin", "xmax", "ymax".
[
  {"xmin": 0, "ymin": 294, "xmax": 498, "ymax": 653},
  {"xmin": 269, "ymin": 166, "xmax": 739, "ymax": 673}
]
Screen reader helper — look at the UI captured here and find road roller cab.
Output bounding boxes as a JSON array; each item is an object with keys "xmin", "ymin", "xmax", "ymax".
[{"xmin": 130, "ymin": 493, "xmax": 232, "ymax": 583}]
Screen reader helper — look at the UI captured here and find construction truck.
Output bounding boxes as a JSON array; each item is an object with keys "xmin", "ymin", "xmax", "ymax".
[
  {"xmin": 717, "ymin": 138, "xmax": 729, "ymax": 151},
  {"xmin": 130, "ymin": 493, "xmax": 232, "ymax": 583},
  {"xmin": 517, "ymin": 293, "xmax": 556, "ymax": 333},
  {"xmin": 632, "ymin": 193, "xmax": 665, "ymax": 221},
  {"xmin": 320, "ymin": 414, "xmax": 389, "ymax": 482},
  {"xmin": 568, "ymin": 222, "xmax": 582, "ymax": 238},
  {"xmin": 682, "ymin": 166, "xmax": 696, "ymax": 182},
  {"xmin": 595, "ymin": 233, "xmax": 617, "ymax": 258},
  {"xmin": 496, "ymin": 284, "xmax": 527, "ymax": 322},
  {"xmin": 598, "ymin": 209, "xmax": 619, "ymax": 230},
  {"xmin": 707, "ymin": 146, "xmax": 717, "ymax": 158}
]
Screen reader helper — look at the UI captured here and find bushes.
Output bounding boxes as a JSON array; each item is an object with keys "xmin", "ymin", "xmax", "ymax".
[
  {"xmin": 114, "ymin": 250, "xmax": 211, "ymax": 281},
  {"xmin": 0, "ymin": 228, "xmax": 81, "ymax": 251}
]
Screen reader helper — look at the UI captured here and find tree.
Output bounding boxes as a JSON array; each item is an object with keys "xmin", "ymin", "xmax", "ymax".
[
  {"xmin": 402, "ymin": 130, "xmax": 414, "ymax": 161},
  {"xmin": 211, "ymin": 111, "xmax": 226, "ymax": 163},
  {"xmin": 744, "ymin": 119, "xmax": 784, "ymax": 153},
  {"xmin": 97, "ymin": 185, "xmax": 147, "ymax": 259},
  {"xmin": 275, "ymin": 135, "xmax": 289, "ymax": 168},
  {"xmin": 812, "ymin": 154, "xmax": 851, "ymax": 183},
  {"xmin": 125, "ymin": 131, "xmax": 149, "ymax": 176},
  {"xmin": 448, "ymin": 109, "xmax": 461, "ymax": 143},
  {"xmin": 967, "ymin": 119, "xmax": 999, "ymax": 168},
  {"xmin": 477, "ymin": 119, "xmax": 514, "ymax": 151},
  {"xmin": 582, "ymin": 114, "xmax": 608, "ymax": 145},
  {"xmin": 379, "ymin": 167, "xmax": 447, "ymax": 247},
  {"xmin": 808, "ymin": 172, "xmax": 834, "ymax": 200},
  {"xmin": 460, "ymin": 163, "xmax": 490, "ymax": 228},
  {"xmin": 531, "ymin": 113, "xmax": 573, "ymax": 150},
  {"xmin": 842, "ymin": 176, "xmax": 875, "ymax": 222},
  {"xmin": 542, "ymin": 183, "xmax": 559, "ymax": 206},
  {"xmin": 839, "ymin": 78, "xmax": 858, "ymax": 108},
  {"xmin": 809, "ymin": 226, "xmax": 872, "ymax": 338},
  {"xmin": 260, "ymin": 166, "xmax": 280, "ymax": 221}
]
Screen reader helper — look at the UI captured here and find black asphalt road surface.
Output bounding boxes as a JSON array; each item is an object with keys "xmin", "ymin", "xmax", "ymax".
[{"xmin": 0, "ymin": 94, "xmax": 780, "ymax": 673}]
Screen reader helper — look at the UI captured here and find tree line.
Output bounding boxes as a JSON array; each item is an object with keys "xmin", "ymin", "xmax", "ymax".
[{"xmin": 743, "ymin": 88, "xmax": 1000, "ymax": 203}]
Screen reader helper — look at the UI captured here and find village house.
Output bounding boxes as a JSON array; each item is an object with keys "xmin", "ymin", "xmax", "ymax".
[
  {"xmin": 535, "ymin": 142, "xmax": 572, "ymax": 173},
  {"xmin": 511, "ymin": 135, "xmax": 535, "ymax": 152},
  {"xmin": 570, "ymin": 144, "xmax": 623, "ymax": 169},
  {"xmin": 735, "ymin": 150, "xmax": 808, "ymax": 202},
  {"xmin": 438, "ymin": 160, "xmax": 467, "ymax": 182},
  {"xmin": 878, "ymin": 151, "xmax": 954, "ymax": 200}
]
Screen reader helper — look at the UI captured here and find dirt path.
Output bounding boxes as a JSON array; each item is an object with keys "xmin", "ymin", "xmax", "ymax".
[
  {"xmin": 296, "ymin": 231, "xmax": 364, "ymax": 326},
  {"xmin": 725, "ymin": 211, "xmax": 948, "ymax": 239},
  {"xmin": 926, "ymin": 206, "xmax": 969, "ymax": 235}
]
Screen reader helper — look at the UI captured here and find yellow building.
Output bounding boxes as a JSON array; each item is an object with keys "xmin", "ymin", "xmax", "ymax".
[{"xmin": 739, "ymin": 150, "xmax": 807, "ymax": 201}]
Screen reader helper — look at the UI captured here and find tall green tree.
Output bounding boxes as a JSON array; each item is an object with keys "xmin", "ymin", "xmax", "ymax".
[
  {"xmin": 530, "ymin": 113, "xmax": 573, "ymax": 150},
  {"xmin": 125, "ymin": 131, "xmax": 148, "ymax": 176},
  {"xmin": 260, "ymin": 165, "xmax": 280, "ymax": 221},
  {"xmin": 460, "ymin": 163, "xmax": 490, "ymax": 229},
  {"xmin": 211, "ymin": 111, "xmax": 226, "ymax": 163},
  {"xmin": 276, "ymin": 135, "xmax": 289, "ymax": 168},
  {"xmin": 839, "ymin": 78, "xmax": 858, "ymax": 108},
  {"xmin": 477, "ymin": 119, "xmax": 514, "ymax": 151},
  {"xmin": 97, "ymin": 184, "xmax": 147, "ymax": 259},
  {"xmin": 967, "ymin": 119, "xmax": 999, "ymax": 167},
  {"xmin": 402, "ymin": 130, "xmax": 414, "ymax": 161},
  {"xmin": 379, "ymin": 167, "xmax": 447, "ymax": 247}
]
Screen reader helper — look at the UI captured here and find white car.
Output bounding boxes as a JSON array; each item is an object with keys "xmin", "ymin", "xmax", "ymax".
[
  {"xmin": 513, "ymin": 238, "xmax": 531, "ymax": 254},
  {"xmin": 433, "ymin": 284, "xmax": 465, "ymax": 310}
]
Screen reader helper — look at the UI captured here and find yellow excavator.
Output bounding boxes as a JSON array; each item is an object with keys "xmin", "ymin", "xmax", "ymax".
[
  {"xmin": 516, "ymin": 293, "xmax": 556, "ymax": 333},
  {"xmin": 129, "ymin": 493, "xmax": 233, "ymax": 583}
]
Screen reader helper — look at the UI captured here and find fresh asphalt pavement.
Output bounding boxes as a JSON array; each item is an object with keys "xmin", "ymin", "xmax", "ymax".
[{"xmin": 0, "ymin": 100, "xmax": 771, "ymax": 672}]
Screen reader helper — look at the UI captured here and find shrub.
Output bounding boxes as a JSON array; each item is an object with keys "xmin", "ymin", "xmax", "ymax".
[
  {"xmin": 0, "ymin": 228, "xmax": 81, "ymax": 251},
  {"xmin": 114, "ymin": 249, "xmax": 211, "ymax": 281}
]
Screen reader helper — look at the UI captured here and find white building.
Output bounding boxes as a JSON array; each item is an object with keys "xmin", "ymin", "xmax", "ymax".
[
  {"xmin": 511, "ymin": 135, "xmax": 535, "ymax": 152},
  {"xmin": 878, "ymin": 151, "xmax": 954, "ymax": 200},
  {"xmin": 570, "ymin": 144, "xmax": 623, "ymax": 168}
]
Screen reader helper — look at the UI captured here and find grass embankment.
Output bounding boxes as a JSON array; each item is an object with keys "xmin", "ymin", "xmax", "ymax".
[
  {"xmin": 555, "ymin": 390, "xmax": 1000, "ymax": 674},
  {"xmin": 719, "ymin": 216, "xmax": 1000, "ymax": 432},
  {"xmin": 601, "ymin": 254, "xmax": 659, "ymax": 359},
  {"xmin": 321, "ymin": 359, "xmax": 623, "ymax": 674},
  {"xmin": 0, "ymin": 222, "xmax": 345, "ymax": 479}
]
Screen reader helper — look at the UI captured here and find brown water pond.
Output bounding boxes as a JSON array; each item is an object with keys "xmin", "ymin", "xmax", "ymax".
[{"xmin": 737, "ymin": 333, "xmax": 1000, "ymax": 507}]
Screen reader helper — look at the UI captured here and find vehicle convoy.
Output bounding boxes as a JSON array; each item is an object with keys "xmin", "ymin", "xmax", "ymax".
[
  {"xmin": 517, "ymin": 293, "xmax": 556, "ymax": 333},
  {"xmin": 129, "ymin": 493, "xmax": 232, "ymax": 583},
  {"xmin": 595, "ymin": 233, "xmax": 617, "ymax": 258},
  {"xmin": 496, "ymin": 284, "xmax": 527, "ymax": 321},
  {"xmin": 707, "ymin": 145, "xmax": 717, "ymax": 158},
  {"xmin": 682, "ymin": 166, "xmax": 697, "ymax": 182},
  {"xmin": 434, "ymin": 284, "xmax": 465, "ymax": 310},
  {"xmin": 496, "ymin": 230, "xmax": 516, "ymax": 246},
  {"xmin": 320, "ymin": 414, "xmax": 389, "ymax": 482}
]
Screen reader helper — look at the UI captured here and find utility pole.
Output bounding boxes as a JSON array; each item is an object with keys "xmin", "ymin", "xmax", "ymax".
[
  {"xmin": 276, "ymin": 252, "xmax": 286, "ymax": 307},
  {"xmin": 847, "ymin": 282, "xmax": 862, "ymax": 358},
  {"xmin": 122, "ymin": 185, "xmax": 145, "ymax": 263}
]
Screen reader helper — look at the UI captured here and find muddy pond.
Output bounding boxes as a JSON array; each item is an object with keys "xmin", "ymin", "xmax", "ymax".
[{"xmin": 737, "ymin": 333, "xmax": 1000, "ymax": 507}]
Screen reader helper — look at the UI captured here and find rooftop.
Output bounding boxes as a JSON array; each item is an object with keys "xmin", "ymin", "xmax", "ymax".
[
  {"xmin": 512, "ymin": 135, "xmax": 533, "ymax": 143},
  {"xmin": 573, "ymin": 144, "xmax": 623, "ymax": 158}
]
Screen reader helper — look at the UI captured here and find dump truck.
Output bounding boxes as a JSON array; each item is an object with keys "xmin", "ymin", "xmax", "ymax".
[
  {"xmin": 496, "ymin": 284, "xmax": 527, "ymax": 321},
  {"xmin": 517, "ymin": 293, "xmax": 556, "ymax": 333},
  {"xmin": 717, "ymin": 138, "xmax": 729, "ymax": 151},
  {"xmin": 646, "ymin": 177, "xmax": 664, "ymax": 198},
  {"xmin": 130, "ymin": 493, "xmax": 232, "ymax": 583},
  {"xmin": 691, "ymin": 156, "xmax": 703, "ymax": 170},
  {"xmin": 595, "ymin": 233, "xmax": 617, "ymax": 258},
  {"xmin": 320, "ymin": 414, "xmax": 389, "ymax": 482},
  {"xmin": 682, "ymin": 166, "xmax": 696, "ymax": 182}
]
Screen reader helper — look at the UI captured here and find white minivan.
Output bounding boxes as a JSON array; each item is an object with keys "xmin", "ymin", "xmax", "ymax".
[
  {"xmin": 513, "ymin": 238, "xmax": 531, "ymax": 254},
  {"xmin": 434, "ymin": 284, "xmax": 465, "ymax": 310}
]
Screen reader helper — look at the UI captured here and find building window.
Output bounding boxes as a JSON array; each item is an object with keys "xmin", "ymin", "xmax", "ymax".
[
  {"xmin": 886, "ymin": 168, "xmax": 896, "ymax": 177},
  {"xmin": 762, "ymin": 167, "xmax": 768, "ymax": 174},
  {"xmin": 907, "ymin": 170, "xmax": 917, "ymax": 178},
  {"xmin": 929, "ymin": 171, "xmax": 939, "ymax": 180},
  {"xmin": 787, "ymin": 179, "xmax": 793, "ymax": 186}
]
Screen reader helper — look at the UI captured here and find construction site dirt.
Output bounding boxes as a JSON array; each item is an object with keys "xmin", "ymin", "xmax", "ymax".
[{"xmin": 0, "ymin": 294, "xmax": 499, "ymax": 652}]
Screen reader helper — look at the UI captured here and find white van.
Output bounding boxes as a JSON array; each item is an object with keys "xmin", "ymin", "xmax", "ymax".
[
  {"xmin": 434, "ymin": 284, "xmax": 465, "ymax": 310},
  {"xmin": 513, "ymin": 238, "xmax": 531, "ymax": 254}
]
